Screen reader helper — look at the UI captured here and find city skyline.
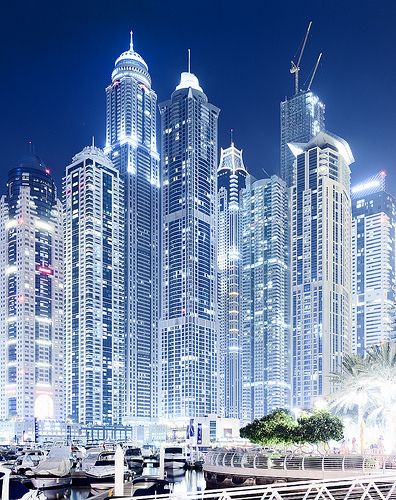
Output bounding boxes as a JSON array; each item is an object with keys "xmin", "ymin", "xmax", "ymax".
[{"xmin": 1, "ymin": 0, "xmax": 395, "ymax": 194}]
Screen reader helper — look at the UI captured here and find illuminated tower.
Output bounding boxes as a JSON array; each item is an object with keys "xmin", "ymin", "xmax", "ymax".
[
  {"xmin": 217, "ymin": 142, "xmax": 247, "ymax": 419},
  {"xmin": 291, "ymin": 131, "xmax": 353, "ymax": 408},
  {"xmin": 159, "ymin": 68, "xmax": 220, "ymax": 419},
  {"xmin": 64, "ymin": 145, "xmax": 124, "ymax": 426},
  {"xmin": 105, "ymin": 33, "xmax": 160, "ymax": 423},
  {"xmin": 241, "ymin": 175, "xmax": 291, "ymax": 422},
  {"xmin": 280, "ymin": 91, "xmax": 325, "ymax": 187},
  {"xmin": 351, "ymin": 172, "xmax": 396, "ymax": 355},
  {"xmin": 0, "ymin": 155, "xmax": 63, "ymax": 436}
]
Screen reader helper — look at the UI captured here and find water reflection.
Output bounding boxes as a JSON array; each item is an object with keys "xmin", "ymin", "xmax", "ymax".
[{"xmin": 53, "ymin": 470, "xmax": 206, "ymax": 498}]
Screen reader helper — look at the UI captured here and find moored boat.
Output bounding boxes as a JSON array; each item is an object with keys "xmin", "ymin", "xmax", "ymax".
[
  {"xmin": 29, "ymin": 445, "xmax": 72, "ymax": 490},
  {"xmin": 164, "ymin": 446, "xmax": 186, "ymax": 469}
]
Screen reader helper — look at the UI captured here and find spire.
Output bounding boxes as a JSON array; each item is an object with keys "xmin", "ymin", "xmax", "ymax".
[
  {"xmin": 188, "ymin": 48, "xmax": 191, "ymax": 73},
  {"xmin": 92, "ymin": 136, "xmax": 95, "ymax": 147},
  {"xmin": 230, "ymin": 128, "xmax": 234, "ymax": 146},
  {"xmin": 129, "ymin": 30, "xmax": 134, "ymax": 51}
]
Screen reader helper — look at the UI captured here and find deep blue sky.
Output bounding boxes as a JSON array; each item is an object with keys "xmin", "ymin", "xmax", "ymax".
[{"xmin": 1, "ymin": 0, "xmax": 395, "ymax": 194}]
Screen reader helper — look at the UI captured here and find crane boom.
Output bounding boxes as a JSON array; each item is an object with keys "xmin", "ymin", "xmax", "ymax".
[
  {"xmin": 290, "ymin": 21, "xmax": 312, "ymax": 94},
  {"xmin": 307, "ymin": 52, "xmax": 322, "ymax": 91}
]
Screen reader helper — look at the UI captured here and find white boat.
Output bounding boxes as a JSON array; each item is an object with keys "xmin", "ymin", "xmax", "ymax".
[
  {"xmin": 164, "ymin": 446, "xmax": 186, "ymax": 469},
  {"xmin": 141, "ymin": 444, "xmax": 155, "ymax": 458},
  {"xmin": 14, "ymin": 449, "xmax": 47, "ymax": 474},
  {"xmin": 29, "ymin": 445, "xmax": 72, "ymax": 490},
  {"xmin": 83, "ymin": 450, "xmax": 128, "ymax": 481}
]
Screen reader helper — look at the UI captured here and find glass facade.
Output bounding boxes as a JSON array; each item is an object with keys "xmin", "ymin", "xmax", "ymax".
[
  {"xmin": 64, "ymin": 146, "xmax": 124, "ymax": 425},
  {"xmin": 351, "ymin": 172, "xmax": 396, "ymax": 355},
  {"xmin": 0, "ymin": 157, "xmax": 63, "ymax": 422},
  {"xmin": 291, "ymin": 131, "xmax": 353, "ymax": 408},
  {"xmin": 241, "ymin": 175, "xmax": 291, "ymax": 422},
  {"xmin": 217, "ymin": 143, "xmax": 247, "ymax": 419},
  {"xmin": 104, "ymin": 35, "xmax": 160, "ymax": 422},
  {"xmin": 159, "ymin": 72, "xmax": 220, "ymax": 418},
  {"xmin": 280, "ymin": 91, "xmax": 325, "ymax": 187}
]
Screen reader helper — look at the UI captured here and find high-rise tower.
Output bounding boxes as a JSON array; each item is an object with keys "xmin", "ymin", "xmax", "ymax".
[
  {"xmin": 0, "ymin": 156, "xmax": 63, "ymax": 438},
  {"xmin": 105, "ymin": 34, "xmax": 160, "ymax": 423},
  {"xmin": 241, "ymin": 175, "xmax": 291, "ymax": 423},
  {"xmin": 280, "ymin": 91, "xmax": 325, "ymax": 187},
  {"xmin": 217, "ymin": 142, "xmax": 247, "ymax": 419},
  {"xmin": 64, "ymin": 145, "xmax": 124, "ymax": 427},
  {"xmin": 290, "ymin": 131, "xmax": 354, "ymax": 408},
  {"xmin": 159, "ymin": 69, "xmax": 220, "ymax": 419},
  {"xmin": 351, "ymin": 172, "xmax": 396, "ymax": 355}
]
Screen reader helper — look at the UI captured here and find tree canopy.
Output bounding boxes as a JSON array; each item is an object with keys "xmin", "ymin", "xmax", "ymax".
[{"xmin": 240, "ymin": 409, "xmax": 343, "ymax": 446}]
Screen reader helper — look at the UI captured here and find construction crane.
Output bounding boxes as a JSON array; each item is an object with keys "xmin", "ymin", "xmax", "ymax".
[
  {"xmin": 307, "ymin": 52, "xmax": 322, "ymax": 91},
  {"xmin": 290, "ymin": 21, "xmax": 312, "ymax": 95}
]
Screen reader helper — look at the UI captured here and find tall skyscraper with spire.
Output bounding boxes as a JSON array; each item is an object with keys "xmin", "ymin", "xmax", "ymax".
[
  {"xmin": 290, "ymin": 131, "xmax": 354, "ymax": 408},
  {"xmin": 104, "ymin": 33, "xmax": 160, "ymax": 424},
  {"xmin": 0, "ymin": 155, "xmax": 64, "ymax": 439},
  {"xmin": 159, "ymin": 64, "xmax": 220, "ymax": 419},
  {"xmin": 64, "ymin": 145, "xmax": 124, "ymax": 427},
  {"xmin": 217, "ymin": 141, "xmax": 247, "ymax": 419}
]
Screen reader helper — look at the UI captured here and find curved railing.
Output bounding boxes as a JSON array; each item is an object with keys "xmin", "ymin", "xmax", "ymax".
[{"xmin": 204, "ymin": 449, "xmax": 396, "ymax": 474}]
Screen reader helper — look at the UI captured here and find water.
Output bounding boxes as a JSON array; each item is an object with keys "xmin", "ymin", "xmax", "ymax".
[{"xmin": 40, "ymin": 470, "xmax": 206, "ymax": 499}]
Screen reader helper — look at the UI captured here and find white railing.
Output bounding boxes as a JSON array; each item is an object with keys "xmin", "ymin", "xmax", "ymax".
[
  {"xmin": 117, "ymin": 474, "xmax": 396, "ymax": 500},
  {"xmin": 204, "ymin": 450, "xmax": 396, "ymax": 474}
]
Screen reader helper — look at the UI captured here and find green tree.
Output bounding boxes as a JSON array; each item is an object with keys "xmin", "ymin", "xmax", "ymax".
[
  {"xmin": 240, "ymin": 409, "xmax": 297, "ymax": 446},
  {"xmin": 294, "ymin": 411, "xmax": 344, "ymax": 444},
  {"xmin": 240, "ymin": 409, "xmax": 343, "ymax": 446}
]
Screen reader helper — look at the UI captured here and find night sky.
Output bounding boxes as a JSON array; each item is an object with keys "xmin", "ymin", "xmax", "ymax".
[{"xmin": 1, "ymin": 0, "xmax": 395, "ymax": 194}]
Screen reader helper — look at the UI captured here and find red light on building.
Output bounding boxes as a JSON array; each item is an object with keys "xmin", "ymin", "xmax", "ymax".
[{"xmin": 36, "ymin": 265, "xmax": 54, "ymax": 276}]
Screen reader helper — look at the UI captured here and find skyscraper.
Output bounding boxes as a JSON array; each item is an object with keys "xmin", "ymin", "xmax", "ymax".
[
  {"xmin": 0, "ymin": 155, "xmax": 63, "ymax": 436},
  {"xmin": 280, "ymin": 91, "xmax": 325, "ymax": 187},
  {"xmin": 241, "ymin": 175, "xmax": 290, "ymax": 423},
  {"xmin": 217, "ymin": 142, "xmax": 247, "ymax": 419},
  {"xmin": 159, "ymin": 69, "xmax": 220, "ymax": 419},
  {"xmin": 291, "ymin": 131, "xmax": 354, "ymax": 408},
  {"xmin": 104, "ymin": 34, "xmax": 160, "ymax": 423},
  {"xmin": 64, "ymin": 145, "xmax": 124, "ymax": 426},
  {"xmin": 351, "ymin": 172, "xmax": 396, "ymax": 355}
]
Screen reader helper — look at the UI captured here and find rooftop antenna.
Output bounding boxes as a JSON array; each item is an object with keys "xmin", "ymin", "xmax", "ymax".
[
  {"xmin": 92, "ymin": 136, "xmax": 95, "ymax": 147},
  {"xmin": 230, "ymin": 128, "xmax": 234, "ymax": 146},
  {"xmin": 307, "ymin": 52, "xmax": 322, "ymax": 91},
  {"xmin": 129, "ymin": 30, "xmax": 134, "ymax": 51},
  {"xmin": 290, "ymin": 21, "xmax": 312, "ymax": 95},
  {"xmin": 187, "ymin": 48, "xmax": 191, "ymax": 73},
  {"xmin": 28, "ymin": 140, "xmax": 35, "ymax": 154}
]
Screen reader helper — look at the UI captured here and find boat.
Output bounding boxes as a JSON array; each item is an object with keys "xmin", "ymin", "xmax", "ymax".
[
  {"xmin": 129, "ymin": 476, "xmax": 171, "ymax": 497},
  {"xmin": 124, "ymin": 447, "xmax": 143, "ymax": 470},
  {"xmin": 164, "ymin": 446, "xmax": 186, "ymax": 469},
  {"xmin": 28, "ymin": 445, "xmax": 72, "ymax": 490},
  {"xmin": 83, "ymin": 450, "xmax": 128, "ymax": 482},
  {"xmin": 14, "ymin": 449, "xmax": 47, "ymax": 475}
]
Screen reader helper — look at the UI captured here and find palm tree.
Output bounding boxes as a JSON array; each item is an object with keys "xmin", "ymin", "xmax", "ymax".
[
  {"xmin": 331, "ymin": 342, "xmax": 396, "ymax": 453},
  {"xmin": 331, "ymin": 354, "xmax": 370, "ymax": 452}
]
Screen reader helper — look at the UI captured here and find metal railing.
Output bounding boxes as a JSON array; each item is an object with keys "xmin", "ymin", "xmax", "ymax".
[
  {"xmin": 204, "ymin": 450, "xmax": 396, "ymax": 474},
  {"xmin": 116, "ymin": 474, "xmax": 396, "ymax": 500}
]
